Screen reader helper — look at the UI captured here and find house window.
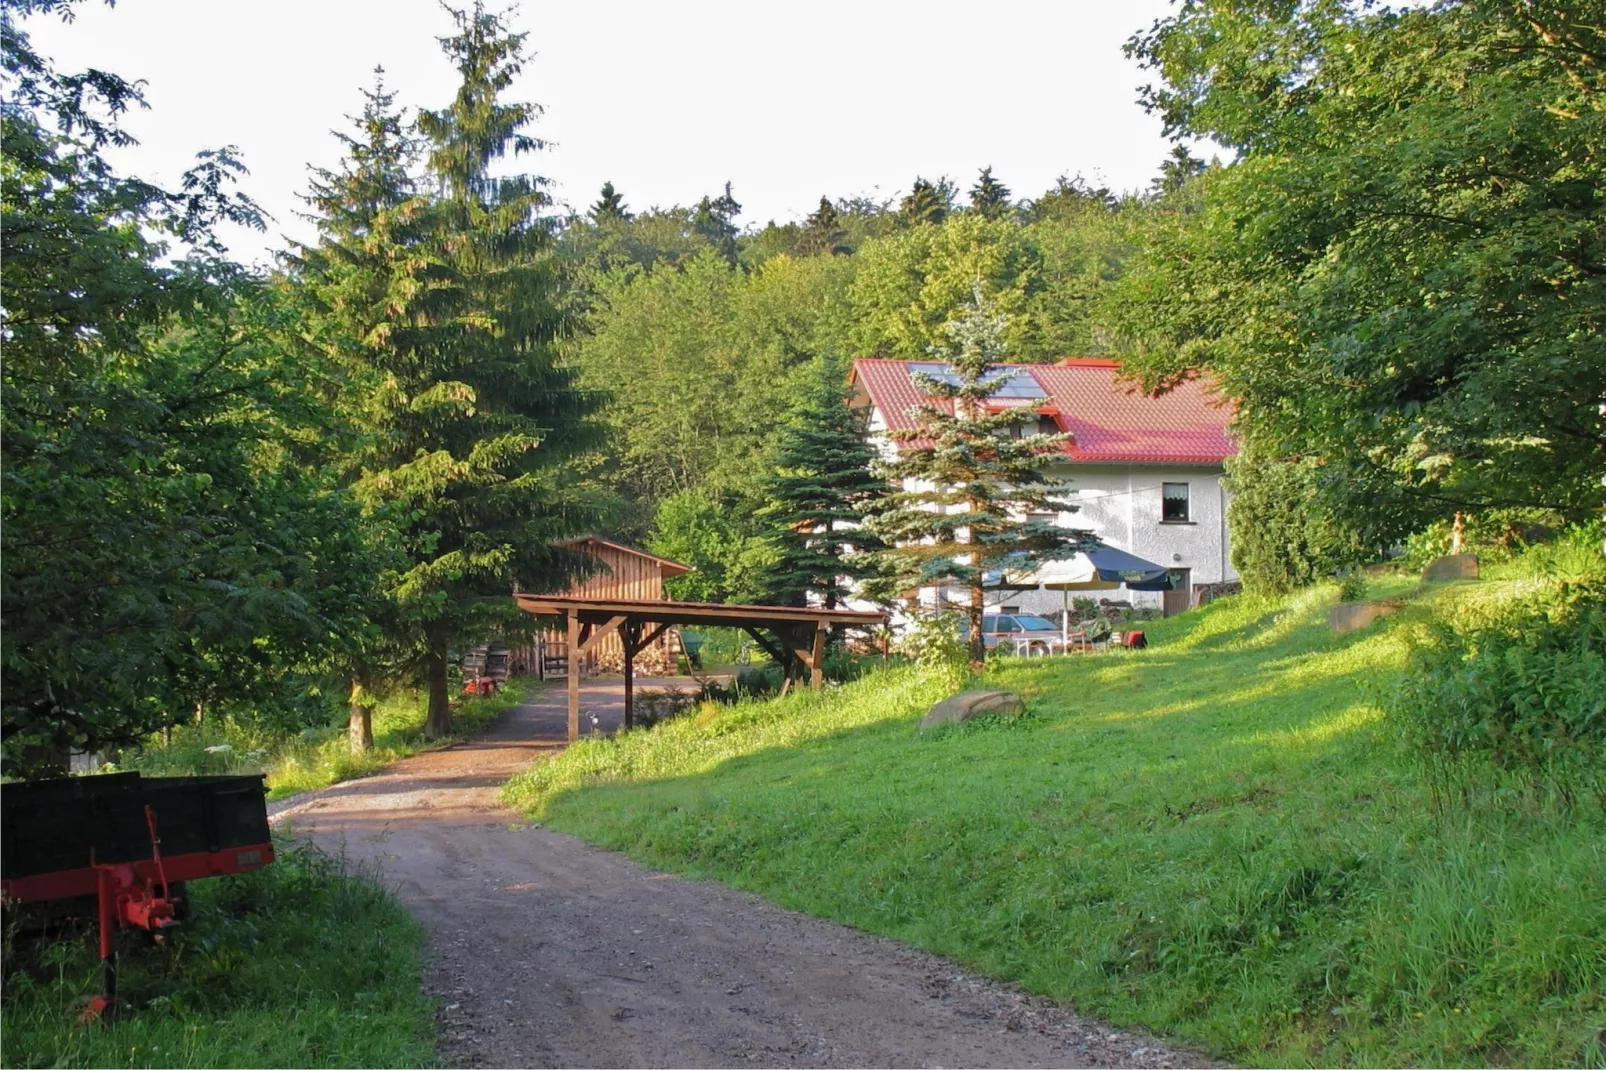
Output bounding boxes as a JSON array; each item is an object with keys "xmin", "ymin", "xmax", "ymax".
[
  {"xmin": 1162, "ymin": 482, "xmax": 1190, "ymax": 522},
  {"xmin": 1037, "ymin": 414, "xmax": 1060, "ymax": 436}
]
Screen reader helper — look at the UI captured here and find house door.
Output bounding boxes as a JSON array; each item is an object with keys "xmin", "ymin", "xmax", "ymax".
[{"xmin": 1163, "ymin": 568, "xmax": 1192, "ymax": 618}]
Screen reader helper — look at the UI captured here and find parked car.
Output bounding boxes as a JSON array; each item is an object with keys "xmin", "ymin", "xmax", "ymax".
[{"xmin": 960, "ymin": 613, "xmax": 1066, "ymax": 655}]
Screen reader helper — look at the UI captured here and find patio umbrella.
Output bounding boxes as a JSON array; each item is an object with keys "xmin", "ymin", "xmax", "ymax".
[{"xmin": 1016, "ymin": 544, "xmax": 1173, "ymax": 647}]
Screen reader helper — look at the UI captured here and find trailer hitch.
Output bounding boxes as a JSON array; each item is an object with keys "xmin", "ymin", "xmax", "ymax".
[{"xmin": 80, "ymin": 805, "xmax": 179, "ymax": 1024}]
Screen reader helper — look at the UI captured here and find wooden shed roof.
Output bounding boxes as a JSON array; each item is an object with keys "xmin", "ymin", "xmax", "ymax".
[
  {"xmin": 557, "ymin": 536, "xmax": 693, "ymax": 577},
  {"xmin": 514, "ymin": 594, "xmax": 884, "ymax": 631}
]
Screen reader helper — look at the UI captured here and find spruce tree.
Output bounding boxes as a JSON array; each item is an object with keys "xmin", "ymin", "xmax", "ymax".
[
  {"xmin": 1151, "ymin": 144, "xmax": 1205, "ymax": 195},
  {"xmin": 406, "ymin": 2, "xmax": 612, "ymax": 738},
  {"xmin": 302, "ymin": 4, "xmax": 609, "ymax": 740},
  {"xmin": 287, "ymin": 69, "xmax": 419, "ymax": 753},
  {"xmin": 968, "ymin": 166, "xmax": 1012, "ymax": 219},
  {"xmin": 796, "ymin": 195, "xmax": 849, "ymax": 256},
  {"xmin": 692, "ymin": 181, "xmax": 742, "ymax": 262},
  {"xmin": 896, "ymin": 176, "xmax": 949, "ymax": 227},
  {"xmin": 869, "ymin": 293, "xmax": 1096, "ymax": 664},
  {"xmin": 754, "ymin": 356, "xmax": 888, "ymax": 608},
  {"xmin": 590, "ymin": 180, "xmax": 631, "ymax": 222}
]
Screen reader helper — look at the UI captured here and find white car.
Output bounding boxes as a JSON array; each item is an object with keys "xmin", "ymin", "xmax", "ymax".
[{"xmin": 961, "ymin": 613, "xmax": 1067, "ymax": 655}]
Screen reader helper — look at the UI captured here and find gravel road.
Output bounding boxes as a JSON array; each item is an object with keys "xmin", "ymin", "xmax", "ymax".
[{"xmin": 271, "ymin": 679, "xmax": 1208, "ymax": 1069}]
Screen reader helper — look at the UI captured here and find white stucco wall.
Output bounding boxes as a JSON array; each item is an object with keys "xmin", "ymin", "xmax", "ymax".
[{"xmin": 1006, "ymin": 462, "xmax": 1236, "ymax": 615}]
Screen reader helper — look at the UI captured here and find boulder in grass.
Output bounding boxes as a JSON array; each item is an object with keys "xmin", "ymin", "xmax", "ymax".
[
  {"xmin": 1422, "ymin": 553, "xmax": 1479, "ymax": 581},
  {"xmin": 1329, "ymin": 600, "xmax": 1404, "ymax": 634},
  {"xmin": 917, "ymin": 690, "xmax": 1025, "ymax": 732}
]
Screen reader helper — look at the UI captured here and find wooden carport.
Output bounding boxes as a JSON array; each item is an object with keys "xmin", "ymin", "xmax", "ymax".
[{"xmin": 514, "ymin": 594, "xmax": 887, "ymax": 742}]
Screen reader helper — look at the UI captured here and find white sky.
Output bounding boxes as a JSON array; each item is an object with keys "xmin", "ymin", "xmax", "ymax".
[{"xmin": 25, "ymin": 0, "xmax": 1182, "ymax": 268}]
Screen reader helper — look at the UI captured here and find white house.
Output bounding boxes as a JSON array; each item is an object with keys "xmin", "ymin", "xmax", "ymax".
[{"xmin": 848, "ymin": 357, "xmax": 1238, "ymax": 617}]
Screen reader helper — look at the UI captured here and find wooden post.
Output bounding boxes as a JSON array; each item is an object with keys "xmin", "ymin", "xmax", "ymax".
[
  {"xmin": 622, "ymin": 620, "xmax": 639, "ymax": 731},
  {"xmin": 567, "ymin": 609, "xmax": 581, "ymax": 743},
  {"xmin": 780, "ymin": 624, "xmax": 823, "ymax": 689},
  {"xmin": 809, "ymin": 620, "xmax": 828, "ymax": 689}
]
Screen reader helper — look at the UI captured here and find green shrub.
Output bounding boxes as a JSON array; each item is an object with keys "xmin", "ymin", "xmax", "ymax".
[
  {"xmin": 1398, "ymin": 508, "xmax": 1571, "ymax": 571},
  {"xmin": 1391, "ymin": 580, "xmax": 1606, "ymax": 809},
  {"xmin": 897, "ymin": 609, "xmax": 967, "ymax": 681},
  {"xmin": 1223, "ymin": 443, "xmax": 1373, "ymax": 595},
  {"xmin": 1336, "ymin": 570, "xmax": 1369, "ymax": 603},
  {"xmin": 106, "ymin": 680, "xmax": 526, "ymax": 801},
  {"xmin": 633, "ymin": 686, "xmax": 697, "ymax": 728},
  {"xmin": 821, "ymin": 650, "xmax": 877, "ymax": 684}
]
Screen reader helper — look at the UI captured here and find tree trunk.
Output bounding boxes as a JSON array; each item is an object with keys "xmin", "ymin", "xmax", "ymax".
[
  {"xmin": 424, "ymin": 645, "xmax": 452, "ymax": 741},
  {"xmin": 347, "ymin": 678, "xmax": 374, "ymax": 755},
  {"xmin": 969, "ymin": 575, "xmax": 986, "ymax": 667},
  {"xmin": 966, "ymin": 500, "xmax": 985, "ymax": 667},
  {"xmin": 1450, "ymin": 511, "xmax": 1465, "ymax": 554}
]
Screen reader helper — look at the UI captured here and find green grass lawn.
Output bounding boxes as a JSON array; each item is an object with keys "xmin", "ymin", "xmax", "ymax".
[
  {"xmin": 2, "ymin": 839, "xmax": 434, "ymax": 1069},
  {"xmin": 110, "ymin": 681, "xmax": 529, "ymax": 802},
  {"xmin": 502, "ymin": 579, "xmax": 1605, "ymax": 1067}
]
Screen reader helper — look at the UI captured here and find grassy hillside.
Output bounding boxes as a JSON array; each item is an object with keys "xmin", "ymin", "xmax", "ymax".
[{"xmin": 503, "ymin": 578, "xmax": 1605, "ymax": 1067}]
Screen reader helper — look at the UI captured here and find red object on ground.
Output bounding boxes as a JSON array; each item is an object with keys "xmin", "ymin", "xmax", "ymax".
[
  {"xmin": 1123, "ymin": 630, "xmax": 1148, "ymax": 649},
  {"xmin": 3, "ymin": 802, "xmax": 274, "ymax": 1025},
  {"xmin": 462, "ymin": 677, "xmax": 499, "ymax": 697}
]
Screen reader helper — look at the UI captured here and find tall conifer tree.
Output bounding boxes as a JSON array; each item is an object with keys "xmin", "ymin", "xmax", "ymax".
[
  {"xmin": 691, "ymin": 181, "xmax": 742, "ymax": 262},
  {"xmin": 1150, "ymin": 144, "xmax": 1205, "ymax": 195},
  {"xmin": 968, "ymin": 166, "xmax": 1012, "ymax": 219},
  {"xmin": 897, "ymin": 176, "xmax": 949, "ymax": 227},
  {"xmin": 754, "ymin": 356, "xmax": 888, "ymax": 608},
  {"xmin": 404, "ymin": 2, "xmax": 610, "ymax": 738},
  {"xmin": 287, "ymin": 69, "xmax": 419, "ymax": 753},
  {"xmin": 796, "ymin": 196, "xmax": 849, "ymax": 256},
  {"xmin": 590, "ymin": 180, "xmax": 630, "ymax": 222},
  {"xmin": 301, "ymin": 5, "xmax": 610, "ymax": 740},
  {"xmin": 869, "ymin": 293, "xmax": 1095, "ymax": 664}
]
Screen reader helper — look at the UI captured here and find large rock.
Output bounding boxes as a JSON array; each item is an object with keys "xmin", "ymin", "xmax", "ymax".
[
  {"xmin": 1328, "ymin": 600, "xmax": 1403, "ymax": 634},
  {"xmin": 917, "ymin": 690, "xmax": 1025, "ymax": 732},
  {"xmin": 1422, "ymin": 553, "xmax": 1479, "ymax": 581}
]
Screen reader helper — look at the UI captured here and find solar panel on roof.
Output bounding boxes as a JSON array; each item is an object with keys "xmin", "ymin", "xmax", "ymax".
[{"xmin": 907, "ymin": 362, "xmax": 1046, "ymax": 399}]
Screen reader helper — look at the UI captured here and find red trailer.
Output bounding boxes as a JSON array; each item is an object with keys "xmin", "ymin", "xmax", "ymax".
[{"xmin": 1, "ymin": 772, "xmax": 275, "ymax": 1020}]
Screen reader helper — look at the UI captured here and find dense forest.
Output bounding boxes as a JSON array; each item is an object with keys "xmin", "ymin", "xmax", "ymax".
[{"xmin": 3, "ymin": 0, "xmax": 1604, "ymax": 771}]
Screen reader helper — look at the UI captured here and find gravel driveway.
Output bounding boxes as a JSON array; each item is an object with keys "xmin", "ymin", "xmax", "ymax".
[{"xmin": 271, "ymin": 678, "xmax": 1208, "ymax": 1069}]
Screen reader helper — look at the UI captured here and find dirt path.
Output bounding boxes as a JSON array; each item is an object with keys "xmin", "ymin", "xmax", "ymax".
[{"xmin": 272, "ymin": 680, "xmax": 1205, "ymax": 1069}]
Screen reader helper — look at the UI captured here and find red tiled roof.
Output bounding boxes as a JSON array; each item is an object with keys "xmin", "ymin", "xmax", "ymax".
[{"xmin": 849, "ymin": 358, "xmax": 1236, "ymax": 466}]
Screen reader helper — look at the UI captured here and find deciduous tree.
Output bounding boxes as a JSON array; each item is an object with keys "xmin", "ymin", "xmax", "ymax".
[
  {"xmin": 1, "ymin": 8, "xmax": 379, "ymax": 767},
  {"xmin": 1112, "ymin": 0, "xmax": 1606, "ymax": 543}
]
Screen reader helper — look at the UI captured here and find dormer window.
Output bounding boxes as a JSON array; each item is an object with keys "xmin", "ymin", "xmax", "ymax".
[{"xmin": 1037, "ymin": 414, "xmax": 1060, "ymax": 436}]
